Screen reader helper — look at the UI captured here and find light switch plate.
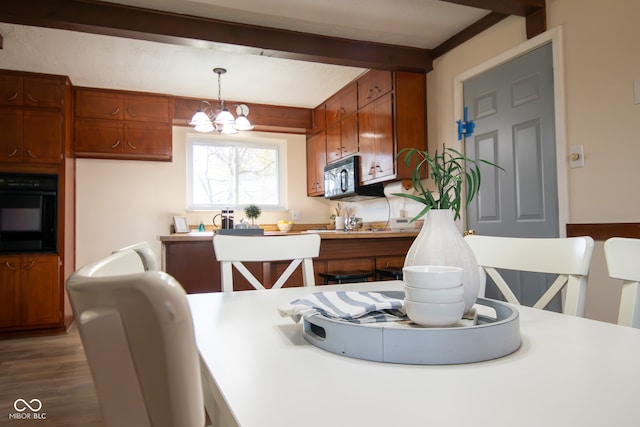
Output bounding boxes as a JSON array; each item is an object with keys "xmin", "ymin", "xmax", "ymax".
[
  {"xmin": 569, "ymin": 145, "xmax": 585, "ymax": 168},
  {"xmin": 290, "ymin": 210, "xmax": 301, "ymax": 220}
]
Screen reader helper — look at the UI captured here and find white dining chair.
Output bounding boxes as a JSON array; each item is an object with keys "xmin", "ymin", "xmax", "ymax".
[
  {"xmin": 604, "ymin": 237, "xmax": 640, "ymax": 328},
  {"xmin": 213, "ymin": 233, "xmax": 321, "ymax": 292},
  {"xmin": 66, "ymin": 249, "xmax": 206, "ymax": 427},
  {"xmin": 112, "ymin": 241, "xmax": 159, "ymax": 271},
  {"xmin": 464, "ymin": 235, "xmax": 595, "ymax": 316}
]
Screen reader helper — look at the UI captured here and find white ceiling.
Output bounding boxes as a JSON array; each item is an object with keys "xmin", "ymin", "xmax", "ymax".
[{"xmin": 0, "ymin": 0, "xmax": 489, "ymax": 108}]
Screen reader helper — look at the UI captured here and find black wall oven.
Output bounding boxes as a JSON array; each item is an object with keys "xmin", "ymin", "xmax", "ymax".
[{"xmin": 0, "ymin": 173, "xmax": 58, "ymax": 254}]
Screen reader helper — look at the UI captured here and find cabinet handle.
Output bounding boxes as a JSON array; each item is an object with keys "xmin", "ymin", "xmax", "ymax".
[
  {"xmin": 27, "ymin": 93, "xmax": 39, "ymax": 104},
  {"xmin": 8, "ymin": 92, "xmax": 18, "ymax": 101},
  {"xmin": 375, "ymin": 165, "xmax": 383, "ymax": 172},
  {"xmin": 26, "ymin": 149, "xmax": 38, "ymax": 159},
  {"xmin": 23, "ymin": 260, "xmax": 36, "ymax": 270},
  {"xmin": 5, "ymin": 261, "xmax": 17, "ymax": 270},
  {"xmin": 7, "ymin": 148, "xmax": 18, "ymax": 158},
  {"xmin": 368, "ymin": 166, "xmax": 375, "ymax": 176},
  {"xmin": 127, "ymin": 141, "xmax": 137, "ymax": 150},
  {"xmin": 111, "ymin": 107, "xmax": 120, "ymax": 116},
  {"xmin": 127, "ymin": 107, "xmax": 136, "ymax": 117},
  {"xmin": 111, "ymin": 140, "xmax": 121, "ymax": 149}
]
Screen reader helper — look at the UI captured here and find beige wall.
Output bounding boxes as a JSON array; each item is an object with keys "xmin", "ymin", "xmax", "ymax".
[
  {"xmin": 75, "ymin": 127, "xmax": 330, "ymax": 268},
  {"xmin": 427, "ymin": 0, "xmax": 640, "ymax": 322}
]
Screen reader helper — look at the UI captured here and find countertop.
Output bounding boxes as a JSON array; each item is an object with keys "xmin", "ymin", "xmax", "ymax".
[{"xmin": 160, "ymin": 229, "xmax": 419, "ymax": 242}]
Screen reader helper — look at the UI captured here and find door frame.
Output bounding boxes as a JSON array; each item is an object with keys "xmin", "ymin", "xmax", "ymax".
[{"xmin": 453, "ymin": 26, "xmax": 569, "ymax": 237}]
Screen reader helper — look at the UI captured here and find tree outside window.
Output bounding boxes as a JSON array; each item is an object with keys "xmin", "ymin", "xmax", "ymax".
[{"xmin": 187, "ymin": 136, "xmax": 285, "ymax": 211}]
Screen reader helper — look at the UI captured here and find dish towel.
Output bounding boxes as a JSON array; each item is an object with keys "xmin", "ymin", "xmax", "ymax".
[{"xmin": 278, "ymin": 291, "xmax": 407, "ymax": 324}]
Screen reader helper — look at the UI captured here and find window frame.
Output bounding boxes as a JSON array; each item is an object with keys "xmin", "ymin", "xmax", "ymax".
[{"xmin": 186, "ymin": 133, "xmax": 287, "ymax": 212}]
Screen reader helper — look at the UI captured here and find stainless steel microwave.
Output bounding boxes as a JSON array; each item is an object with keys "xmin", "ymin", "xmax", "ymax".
[{"xmin": 323, "ymin": 156, "xmax": 384, "ymax": 201}]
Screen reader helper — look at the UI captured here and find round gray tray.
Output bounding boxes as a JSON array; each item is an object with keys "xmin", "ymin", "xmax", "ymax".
[{"xmin": 302, "ymin": 293, "xmax": 521, "ymax": 365}]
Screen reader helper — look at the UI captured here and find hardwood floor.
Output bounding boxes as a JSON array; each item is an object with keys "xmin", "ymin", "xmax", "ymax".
[{"xmin": 0, "ymin": 326, "xmax": 103, "ymax": 426}]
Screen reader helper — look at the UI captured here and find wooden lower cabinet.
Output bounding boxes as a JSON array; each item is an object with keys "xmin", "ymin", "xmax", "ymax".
[
  {"xmin": 162, "ymin": 236, "xmax": 416, "ymax": 293},
  {"xmin": 0, "ymin": 254, "xmax": 60, "ymax": 330}
]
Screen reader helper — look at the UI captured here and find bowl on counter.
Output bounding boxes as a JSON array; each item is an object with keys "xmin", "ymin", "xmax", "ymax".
[{"xmin": 277, "ymin": 222, "xmax": 294, "ymax": 232}]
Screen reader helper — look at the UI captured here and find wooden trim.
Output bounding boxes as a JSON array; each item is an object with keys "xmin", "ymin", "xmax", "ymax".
[
  {"xmin": 566, "ymin": 223, "xmax": 640, "ymax": 240},
  {"xmin": 2, "ymin": 0, "xmax": 547, "ymax": 72},
  {"xmin": 0, "ymin": 0, "xmax": 432, "ymax": 72},
  {"xmin": 432, "ymin": 12, "xmax": 509, "ymax": 59},
  {"xmin": 526, "ymin": 6, "xmax": 547, "ymax": 39},
  {"xmin": 440, "ymin": 0, "xmax": 545, "ymax": 17},
  {"xmin": 173, "ymin": 96, "xmax": 312, "ymax": 133}
]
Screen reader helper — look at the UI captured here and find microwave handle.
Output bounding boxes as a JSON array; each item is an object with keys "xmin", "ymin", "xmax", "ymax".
[{"xmin": 340, "ymin": 169, "xmax": 348, "ymax": 192}]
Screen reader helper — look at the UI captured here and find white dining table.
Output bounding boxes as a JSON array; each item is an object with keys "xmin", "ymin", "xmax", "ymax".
[{"xmin": 187, "ymin": 280, "xmax": 640, "ymax": 427}]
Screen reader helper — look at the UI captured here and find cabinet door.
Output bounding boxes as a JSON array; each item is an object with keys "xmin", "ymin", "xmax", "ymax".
[
  {"xmin": 75, "ymin": 118, "xmax": 124, "ymax": 156},
  {"xmin": 23, "ymin": 110, "xmax": 63, "ymax": 163},
  {"xmin": 306, "ymin": 131, "xmax": 326, "ymax": 196},
  {"xmin": 0, "ymin": 75, "xmax": 23, "ymax": 106},
  {"xmin": 359, "ymin": 94, "xmax": 394, "ymax": 183},
  {"xmin": 358, "ymin": 70, "xmax": 392, "ymax": 108},
  {"xmin": 24, "ymin": 77, "xmax": 64, "ymax": 108},
  {"xmin": 371, "ymin": 94, "xmax": 394, "ymax": 181},
  {"xmin": 358, "ymin": 102, "xmax": 377, "ymax": 182},
  {"xmin": 124, "ymin": 122, "xmax": 171, "ymax": 159},
  {"xmin": 340, "ymin": 112, "xmax": 358, "ymax": 157},
  {"xmin": 312, "ymin": 104, "xmax": 326, "ymax": 132},
  {"xmin": 124, "ymin": 94, "xmax": 170, "ymax": 123},
  {"xmin": 0, "ymin": 108, "xmax": 23, "ymax": 162},
  {"xmin": 20, "ymin": 255, "xmax": 60, "ymax": 326},
  {"xmin": 0, "ymin": 256, "xmax": 20, "ymax": 328},
  {"xmin": 75, "ymin": 89, "xmax": 123, "ymax": 120},
  {"xmin": 326, "ymin": 122, "xmax": 342, "ymax": 163}
]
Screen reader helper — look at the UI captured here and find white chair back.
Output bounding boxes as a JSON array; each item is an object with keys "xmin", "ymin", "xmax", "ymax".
[
  {"xmin": 66, "ymin": 249, "xmax": 204, "ymax": 427},
  {"xmin": 464, "ymin": 235, "xmax": 594, "ymax": 316},
  {"xmin": 213, "ymin": 234, "xmax": 321, "ymax": 292},
  {"xmin": 112, "ymin": 241, "xmax": 159, "ymax": 271},
  {"xmin": 604, "ymin": 237, "xmax": 640, "ymax": 328}
]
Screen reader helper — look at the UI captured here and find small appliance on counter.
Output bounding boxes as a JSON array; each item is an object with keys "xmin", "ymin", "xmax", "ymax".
[{"xmin": 213, "ymin": 208, "xmax": 234, "ymax": 229}]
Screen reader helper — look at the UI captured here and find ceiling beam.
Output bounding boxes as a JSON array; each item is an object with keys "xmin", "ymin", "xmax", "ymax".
[
  {"xmin": 439, "ymin": 0, "xmax": 545, "ymax": 17},
  {"xmin": 0, "ymin": 0, "xmax": 433, "ymax": 72},
  {"xmin": 0, "ymin": 0, "xmax": 542, "ymax": 73}
]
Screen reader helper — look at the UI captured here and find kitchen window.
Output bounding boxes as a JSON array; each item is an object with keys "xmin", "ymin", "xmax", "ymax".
[{"xmin": 186, "ymin": 135, "xmax": 286, "ymax": 211}]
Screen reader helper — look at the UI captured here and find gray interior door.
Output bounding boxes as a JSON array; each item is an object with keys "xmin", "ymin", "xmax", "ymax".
[{"xmin": 464, "ymin": 43, "xmax": 560, "ymax": 310}]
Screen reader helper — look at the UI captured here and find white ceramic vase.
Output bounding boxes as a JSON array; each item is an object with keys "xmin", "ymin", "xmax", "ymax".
[{"xmin": 403, "ymin": 209, "xmax": 481, "ymax": 313}]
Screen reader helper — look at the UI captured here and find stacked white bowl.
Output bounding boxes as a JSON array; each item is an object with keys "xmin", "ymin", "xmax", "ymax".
[{"xmin": 402, "ymin": 265, "xmax": 465, "ymax": 326}]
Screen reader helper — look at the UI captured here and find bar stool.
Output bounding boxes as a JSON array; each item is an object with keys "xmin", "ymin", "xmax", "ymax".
[
  {"xmin": 318, "ymin": 271, "xmax": 375, "ymax": 284},
  {"xmin": 375, "ymin": 266, "xmax": 403, "ymax": 281}
]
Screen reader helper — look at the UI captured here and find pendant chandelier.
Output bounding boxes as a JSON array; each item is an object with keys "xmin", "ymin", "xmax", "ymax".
[{"xmin": 189, "ymin": 67, "xmax": 254, "ymax": 134}]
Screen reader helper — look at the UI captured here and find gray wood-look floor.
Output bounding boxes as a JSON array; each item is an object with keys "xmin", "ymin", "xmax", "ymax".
[{"xmin": 0, "ymin": 326, "xmax": 103, "ymax": 426}]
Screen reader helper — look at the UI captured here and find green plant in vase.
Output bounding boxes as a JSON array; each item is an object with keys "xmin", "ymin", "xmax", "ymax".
[
  {"xmin": 244, "ymin": 204, "xmax": 262, "ymax": 226},
  {"xmin": 393, "ymin": 144, "xmax": 504, "ymax": 314},
  {"xmin": 393, "ymin": 146, "xmax": 504, "ymax": 221}
]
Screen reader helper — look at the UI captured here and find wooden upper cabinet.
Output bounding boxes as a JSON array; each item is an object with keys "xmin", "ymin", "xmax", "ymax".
[
  {"xmin": 24, "ymin": 77, "xmax": 65, "ymax": 108},
  {"xmin": 0, "ymin": 70, "xmax": 66, "ymax": 165},
  {"xmin": 312, "ymin": 104, "xmax": 326, "ymax": 133},
  {"xmin": 75, "ymin": 89, "xmax": 123, "ymax": 120},
  {"xmin": 124, "ymin": 94, "xmax": 171, "ymax": 122},
  {"xmin": 0, "ymin": 74, "xmax": 65, "ymax": 108},
  {"xmin": 359, "ymin": 93, "xmax": 394, "ymax": 184},
  {"xmin": 306, "ymin": 131, "xmax": 326, "ymax": 196},
  {"xmin": 74, "ymin": 87, "xmax": 172, "ymax": 161},
  {"xmin": 325, "ymin": 82, "xmax": 357, "ymax": 126},
  {"xmin": 75, "ymin": 89, "xmax": 171, "ymax": 122},
  {"xmin": 357, "ymin": 70, "xmax": 392, "ymax": 109},
  {"xmin": 0, "ymin": 75, "xmax": 23, "ymax": 106}
]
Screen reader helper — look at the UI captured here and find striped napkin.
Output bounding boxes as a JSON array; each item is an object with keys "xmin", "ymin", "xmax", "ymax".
[{"xmin": 278, "ymin": 291, "xmax": 407, "ymax": 324}]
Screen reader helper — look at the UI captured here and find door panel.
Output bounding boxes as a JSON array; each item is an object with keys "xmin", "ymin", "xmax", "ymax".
[{"xmin": 464, "ymin": 43, "xmax": 560, "ymax": 310}]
